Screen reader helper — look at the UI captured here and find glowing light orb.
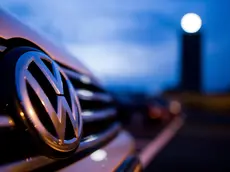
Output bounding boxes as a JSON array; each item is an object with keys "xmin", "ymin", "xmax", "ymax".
[{"xmin": 181, "ymin": 13, "xmax": 202, "ymax": 33}]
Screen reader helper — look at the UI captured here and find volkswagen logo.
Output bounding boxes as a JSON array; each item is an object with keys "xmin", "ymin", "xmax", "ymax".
[{"xmin": 15, "ymin": 51, "xmax": 82, "ymax": 153}]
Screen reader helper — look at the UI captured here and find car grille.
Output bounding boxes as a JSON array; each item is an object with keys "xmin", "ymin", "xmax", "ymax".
[
  {"xmin": 59, "ymin": 65, "xmax": 118, "ymax": 137},
  {"xmin": 0, "ymin": 58, "xmax": 120, "ymax": 170}
]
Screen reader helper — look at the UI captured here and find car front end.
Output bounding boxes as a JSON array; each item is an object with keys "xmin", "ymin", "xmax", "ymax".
[{"xmin": 0, "ymin": 9, "xmax": 140, "ymax": 172}]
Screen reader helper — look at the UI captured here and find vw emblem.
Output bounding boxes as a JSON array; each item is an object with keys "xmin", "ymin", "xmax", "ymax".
[{"xmin": 15, "ymin": 51, "xmax": 82, "ymax": 153}]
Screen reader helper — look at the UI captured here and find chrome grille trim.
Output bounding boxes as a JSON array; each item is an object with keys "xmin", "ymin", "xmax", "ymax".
[
  {"xmin": 60, "ymin": 66, "xmax": 116, "ymax": 123},
  {"xmin": 61, "ymin": 68, "xmax": 100, "ymax": 87},
  {"xmin": 82, "ymin": 108, "xmax": 117, "ymax": 122},
  {"xmin": 77, "ymin": 90, "xmax": 113, "ymax": 103}
]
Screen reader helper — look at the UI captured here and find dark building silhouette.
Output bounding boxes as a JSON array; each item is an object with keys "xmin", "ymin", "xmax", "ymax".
[{"xmin": 180, "ymin": 32, "xmax": 202, "ymax": 92}]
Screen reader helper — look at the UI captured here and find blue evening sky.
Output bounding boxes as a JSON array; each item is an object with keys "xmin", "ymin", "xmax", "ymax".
[{"xmin": 1, "ymin": 0, "xmax": 230, "ymax": 94}]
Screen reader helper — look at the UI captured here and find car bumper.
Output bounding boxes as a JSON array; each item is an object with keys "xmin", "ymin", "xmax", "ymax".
[
  {"xmin": 0, "ymin": 129, "xmax": 139, "ymax": 172},
  {"xmin": 59, "ymin": 131, "xmax": 139, "ymax": 172}
]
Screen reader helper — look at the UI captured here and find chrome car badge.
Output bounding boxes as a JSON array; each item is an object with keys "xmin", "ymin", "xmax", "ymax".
[{"xmin": 15, "ymin": 51, "xmax": 82, "ymax": 152}]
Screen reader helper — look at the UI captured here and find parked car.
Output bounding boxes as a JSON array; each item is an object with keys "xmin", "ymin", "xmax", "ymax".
[
  {"xmin": 0, "ymin": 9, "xmax": 141, "ymax": 172},
  {"xmin": 146, "ymin": 97, "xmax": 181, "ymax": 124}
]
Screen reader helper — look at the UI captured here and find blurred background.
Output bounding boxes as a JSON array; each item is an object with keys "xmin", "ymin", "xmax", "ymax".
[
  {"xmin": 2, "ymin": 1, "xmax": 230, "ymax": 171},
  {"xmin": 2, "ymin": 0, "xmax": 229, "ymax": 95}
]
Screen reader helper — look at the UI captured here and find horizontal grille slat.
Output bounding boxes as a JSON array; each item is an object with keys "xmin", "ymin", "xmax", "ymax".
[
  {"xmin": 82, "ymin": 108, "xmax": 117, "ymax": 122},
  {"xmin": 77, "ymin": 90, "xmax": 113, "ymax": 103}
]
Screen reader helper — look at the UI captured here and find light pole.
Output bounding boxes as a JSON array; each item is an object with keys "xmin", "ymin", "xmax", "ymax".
[{"xmin": 180, "ymin": 13, "xmax": 203, "ymax": 92}]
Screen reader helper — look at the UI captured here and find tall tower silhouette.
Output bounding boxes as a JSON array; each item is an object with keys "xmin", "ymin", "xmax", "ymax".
[{"xmin": 181, "ymin": 32, "xmax": 202, "ymax": 92}]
